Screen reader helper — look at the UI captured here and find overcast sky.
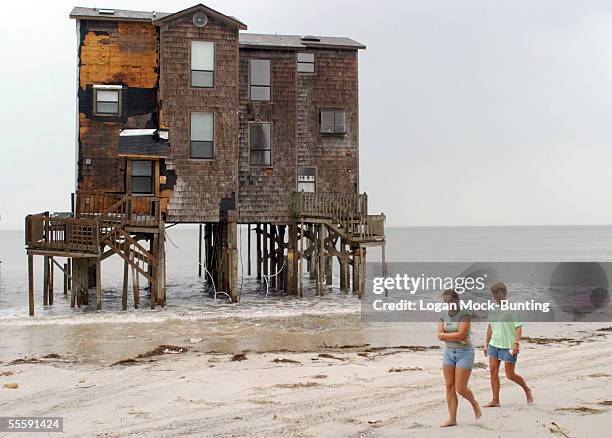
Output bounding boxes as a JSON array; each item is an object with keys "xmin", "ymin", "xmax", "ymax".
[{"xmin": 2, "ymin": 0, "xmax": 612, "ymax": 229}]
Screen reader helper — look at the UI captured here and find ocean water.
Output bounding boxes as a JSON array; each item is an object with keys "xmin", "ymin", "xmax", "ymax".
[{"xmin": 1, "ymin": 225, "xmax": 611, "ymax": 363}]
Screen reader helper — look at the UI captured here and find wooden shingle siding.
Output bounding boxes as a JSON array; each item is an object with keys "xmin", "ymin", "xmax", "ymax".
[
  {"xmin": 77, "ymin": 20, "xmax": 159, "ymax": 194},
  {"xmin": 297, "ymin": 49, "xmax": 359, "ymax": 195},
  {"xmin": 158, "ymin": 14, "xmax": 239, "ymax": 223},
  {"xmin": 237, "ymin": 49, "xmax": 297, "ymax": 224}
]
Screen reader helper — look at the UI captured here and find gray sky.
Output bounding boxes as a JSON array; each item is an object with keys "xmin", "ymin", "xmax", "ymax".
[{"xmin": 2, "ymin": 0, "xmax": 612, "ymax": 229}]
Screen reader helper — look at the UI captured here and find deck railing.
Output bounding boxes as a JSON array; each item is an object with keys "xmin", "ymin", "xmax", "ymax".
[
  {"xmin": 76, "ymin": 191, "xmax": 160, "ymax": 227},
  {"xmin": 293, "ymin": 192, "xmax": 368, "ymax": 221},
  {"xmin": 346, "ymin": 214, "xmax": 386, "ymax": 241},
  {"xmin": 25, "ymin": 213, "xmax": 99, "ymax": 253}
]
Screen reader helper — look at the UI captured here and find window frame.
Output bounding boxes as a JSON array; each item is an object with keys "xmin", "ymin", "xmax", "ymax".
[
  {"xmin": 190, "ymin": 111, "xmax": 215, "ymax": 160},
  {"xmin": 248, "ymin": 121, "xmax": 273, "ymax": 167},
  {"xmin": 130, "ymin": 160, "xmax": 154, "ymax": 195},
  {"xmin": 319, "ymin": 108, "xmax": 347, "ymax": 134},
  {"xmin": 190, "ymin": 41, "xmax": 215, "ymax": 89},
  {"xmin": 93, "ymin": 86, "xmax": 122, "ymax": 117},
  {"xmin": 249, "ymin": 58, "xmax": 271, "ymax": 102},
  {"xmin": 297, "ymin": 52, "xmax": 315, "ymax": 74},
  {"xmin": 297, "ymin": 166, "xmax": 317, "ymax": 192}
]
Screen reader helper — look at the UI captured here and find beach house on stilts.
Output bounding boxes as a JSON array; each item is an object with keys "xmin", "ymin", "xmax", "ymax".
[{"xmin": 24, "ymin": 4, "xmax": 386, "ymax": 315}]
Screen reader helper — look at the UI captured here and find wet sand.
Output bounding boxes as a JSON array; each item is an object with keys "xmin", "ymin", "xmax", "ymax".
[{"xmin": 1, "ymin": 326, "xmax": 611, "ymax": 437}]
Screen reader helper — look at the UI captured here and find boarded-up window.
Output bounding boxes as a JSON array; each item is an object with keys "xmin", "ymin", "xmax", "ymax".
[
  {"xmin": 320, "ymin": 109, "xmax": 346, "ymax": 134},
  {"xmin": 191, "ymin": 112, "xmax": 214, "ymax": 159},
  {"xmin": 94, "ymin": 88, "xmax": 120, "ymax": 116},
  {"xmin": 131, "ymin": 160, "xmax": 153, "ymax": 194},
  {"xmin": 298, "ymin": 167, "xmax": 316, "ymax": 192},
  {"xmin": 297, "ymin": 52, "xmax": 315, "ymax": 73},
  {"xmin": 250, "ymin": 59, "xmax": 271, "ymax": 101},
  {"xmin": 250, "ymin": 123, "xmax": 272, "ymax": 166},
  {"xmin": 191, "ymin": 41, "xmax": 214, "ymax": 88}
]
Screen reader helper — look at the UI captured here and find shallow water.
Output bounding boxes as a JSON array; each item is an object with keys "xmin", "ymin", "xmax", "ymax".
[{"xmin": 1, "ymin": 225, "xmax": 611, "ymax": 363}]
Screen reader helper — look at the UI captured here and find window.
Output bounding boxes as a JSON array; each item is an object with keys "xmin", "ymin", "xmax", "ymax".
[
  {"xmin": 250, "ymin": 59, "xmax": 271, "ymax": 101},
  {"xmin": 94, "ymin": 86, "xmax": 121, "ymax": 116},
  {"xmin": 250, "ymin": 123, "xmax": 272, "ymax": 166},
  {"xmin": 320, "ymin": 109, "xmax": 346, "ymax": 134},
  {"xmin": 191, "ymin": 41, "xmax": 214, "ymax": 88},
  {"xmin": 298, "ymin": 167, "xmax": 316, "ymax": 192},
  {"xmin": 131, "ymin": 160, "xmax": 153, "ymax": 194},
  {"xmin": 191, "ymin": 112, "xmax": 214, "ymax": 159},
  {"xmin": 297, "ymin": 52, "xmax": 315, "ymax": 73}
]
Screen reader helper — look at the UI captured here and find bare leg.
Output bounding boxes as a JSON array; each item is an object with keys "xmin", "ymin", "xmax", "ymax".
[
  {"xmin": 484, "ymin": 357, "xmax": 501, "ymax": 407},
  {"xmin": 441, "ymin": 366, "xmax": 458, "ymax": 427},
  {"xmin": 455, "ymin": 367, "xmax": 482, "ymax": 420},
  {"xmin": 505, "ymin": 362, "xmax": 533, "ymax": 404}
]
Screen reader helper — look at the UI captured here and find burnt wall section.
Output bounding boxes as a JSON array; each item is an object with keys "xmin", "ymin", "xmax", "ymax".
[
  {"xmin": 237, "ymin": 49, "xmax": 297, "ymax": 224},
  {"xmin": 158, "ymin": 13, "xmax": 240, "ymax": 223},
  {"xmin": 297, "ymin": 49, "xmax": 360, "ymax": 194},
  {"xmin": 77, "ymin": 19, "xmax": 159, "ymax": 193}
]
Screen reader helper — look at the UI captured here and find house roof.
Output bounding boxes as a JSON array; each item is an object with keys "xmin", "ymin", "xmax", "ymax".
[
  {"xmin": 70, "ymin": 6, "xmax": 171, "ymax": 22},
  {"xmin": 239, "ymin": 34, "xmax": 366, "ymax": 50},
  {"xmin": 152, "ymin": 4, "xmax": 247, "ymax": 30},
  {"xmin": 70, "ymin": 6, "xmax": 365, "ymax": 50}
]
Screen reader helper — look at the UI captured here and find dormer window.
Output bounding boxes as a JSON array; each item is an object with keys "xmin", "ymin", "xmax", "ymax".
[
  {"xmin": 191, "ymin": 41, "xmax": 215, "ymax": 88},
  {"xmin": 249, "ymin": 59, "xmax": 271, "ymax": 101},
  {"xmin": 93, "ymin": 85, "xmax": 121, "ymax": 116}
]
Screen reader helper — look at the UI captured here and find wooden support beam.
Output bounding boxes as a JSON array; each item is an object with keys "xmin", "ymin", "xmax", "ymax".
[
  {"xmin": 28, "ymin": 253, "xmax": 34, "ymax": 316},
  {"xmin": 132, "ymin": 266, "xmax": 140, "ymax": 308},
  {"xmin": 150, "ymin": 234, "xmax": 158, "ymax": 309},
  {"xmin": 63, "ymin": 262, "xmax": 68, "ymax": 296},
  {"xmin": 256, "ymin": 224, "xmax": 262, "ymax": 281},
  {"xmin": 49, "ymin": 257, "xmax": 54, "ymax": 305},
  {"xmin": 299, "ymin": 220, "xmax": 304, "ymax": 297},
  {"xmin": 228, "ymin": 217, "xmax": 238, "ymax": 303},
  {"xmin": 318, "ymin": 225, "xmax": 324, "ymax": 296},
  {"xmin": 247, "ymin": 223, "xmax": 252, "ymax": 276},
  {"xmin": 325, "ymin": 231, "xmax": 333, "ymax": 286},
  {"xmin": 122, "ymin": 253, "xmax": 129, "ymax": 311},
  {"xmin": 270, "ymin": 225, "xmax": 277, "ymax": 289},
  {"xmin": 95, "ymin": 258, "xmax": 101, "ymax": 310},
  {"xmin": 262, "ymin": 224, "xmax": 268, "ymax": 279},
  {"xmin": 43, "ymin": 255, "xmax": 49, "ymax": 306},
  {"xmin": 158, "ymin": 226, "xmax": 166, "ymax": 307},
  {"xmin": 382, "ymin": 242, "xmax": 388, "ymax": 297},
  {"xmin": 198, "ymin": 224, "xmax": 203, "ymax": 277},
  {"xmin": 287, "ymin": 223, "xmax": 298, "ymax": 296}
]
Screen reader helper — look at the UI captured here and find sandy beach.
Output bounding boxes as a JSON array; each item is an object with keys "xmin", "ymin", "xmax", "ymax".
[{"xmin": 1, "ymin": 326, "xmax": 611, "ymax": 437}]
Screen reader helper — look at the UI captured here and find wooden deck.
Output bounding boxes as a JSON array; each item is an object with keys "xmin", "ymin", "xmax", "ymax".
[{"xmin": 293, "ymin": 192, "xmax": 385, "ymax": 245}]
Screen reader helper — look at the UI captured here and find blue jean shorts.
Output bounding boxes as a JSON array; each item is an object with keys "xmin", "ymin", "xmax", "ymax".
[
  {"xmin": 487, "ymin": 344, "xmax": 518, "ymax": 364},
  {"xmin": 443, "ymin": 347, "xmax": 475, "ymax": 369}
]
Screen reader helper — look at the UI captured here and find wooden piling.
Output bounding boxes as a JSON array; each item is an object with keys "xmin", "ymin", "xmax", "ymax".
[
  {"xmin": 228, "ymin": 217, "xmax": 238, "ymax": 303},
  {"xmin": 122, "ymin": 252, "xmax": 129, "ymax": 311},
  {"xmin": 132, "ymin": 266, "xmax": 140, "ymax": 308},
  {"xmin": 150, "ymin": 234, "xmax": 158, "ymax": 309},
  {"xmin": 48, "ymin": 257, "xmax": 54, "ymax": 305},
  {"xmin": 43, "ymin": 255, "xmax": 49, "ymax": 306},
  {"xmin": 256, "ymin": 224, "xmax": 262, "ymax": 281},
  {"xmin": 299, "ymin": 221, "xmax": 304, "ymax": 297},
  {"xmin": 262, "ymin": 223, "xmax": 268, "ymax": 279},
  {"xmin": 28, "ymin": 253, "xmax": 34, "ymax": 316},
  {"xmin": 270, "ymin": 225, "xmax": 277, "ymax": 289},
  {"xmin": 158, "ymin": 226, "xmax": 166, "ymax": 306},
  {"xmin": 317, "ymin": 225, "xmax": 324, "ymax": 296},
  {"xmin": 325, "ymin": 232, "xmax": 333, "ymax": 286},
  {"xmin": 95, "ymin": 258, "xmax": 101, "ymax": 310},
  {"xmin": 382, "ymin": 242, "xmax": 388, "ymax": 297},
  {"xmin": 287, "ymin": 223, "xmax": 298, "ymax": 296},
  {"xmin": 198, "ymin": 224, "xmax": 203, "ymax": 277},
  {"xmin": 247, "ymin": 223, "xmax": 251, "ymax": 276},
  {"xmin": 63, "ymin": 262, "xmax": 68, "ymax": 296}
]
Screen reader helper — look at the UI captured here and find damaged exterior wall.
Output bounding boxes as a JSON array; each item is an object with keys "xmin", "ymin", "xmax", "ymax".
[{"xmin": 77, "ymin": 20, "xmax": 159, "ymax": 193}]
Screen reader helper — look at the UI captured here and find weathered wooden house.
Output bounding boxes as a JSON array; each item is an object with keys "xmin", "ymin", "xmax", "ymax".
[{"xmin": 24, "ymin": 4, "xmax": 386, "ymax": 314}]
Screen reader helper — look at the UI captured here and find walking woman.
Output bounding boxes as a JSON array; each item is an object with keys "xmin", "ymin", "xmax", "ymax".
[{"xmin": 438, "ymin": 288, "xmax": 482, "ymax": 427}]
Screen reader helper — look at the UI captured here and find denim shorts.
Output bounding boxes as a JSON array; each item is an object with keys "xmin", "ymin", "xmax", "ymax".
[
  {"xmin": 443, "ymin": 347, "xmax": 475, "ymax": 369},
  {"xmin": 487, "ymin": 344, "xmax": 518, "ymax": 364}
]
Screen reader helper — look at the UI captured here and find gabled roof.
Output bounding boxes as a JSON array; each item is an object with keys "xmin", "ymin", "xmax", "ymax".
[
  {"xmin": 70, "ymin": 6, "xmax": 171, "ymax": 22},
  {"xmin": 153, "ymin": 4, "xmax": 247, "ymax": 30},
  {"xmin": 239, "ymin": 34, "xmax": 366, "ymax": 50}
]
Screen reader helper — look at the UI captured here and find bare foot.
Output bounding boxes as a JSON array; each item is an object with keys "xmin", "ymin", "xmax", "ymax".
[
  {"xmin": 526, "ymin": 388, "xmax": 534, "ymax": 405},
  {"xmin": 474, "ymin": 404, "xmax": 482, "ymax": 420},
  {"xmin": 440, "ymin": 419, "xmax": 457, "ymax": 427},
  {"xmin": 484, "ymin": 401, "xmax": 500, "ymax": 408}
]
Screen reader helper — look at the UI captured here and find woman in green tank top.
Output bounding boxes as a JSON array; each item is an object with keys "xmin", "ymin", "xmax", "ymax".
[{"xmin": 437, "ymin": 289, "xmax": 482, "ymax": 427}]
